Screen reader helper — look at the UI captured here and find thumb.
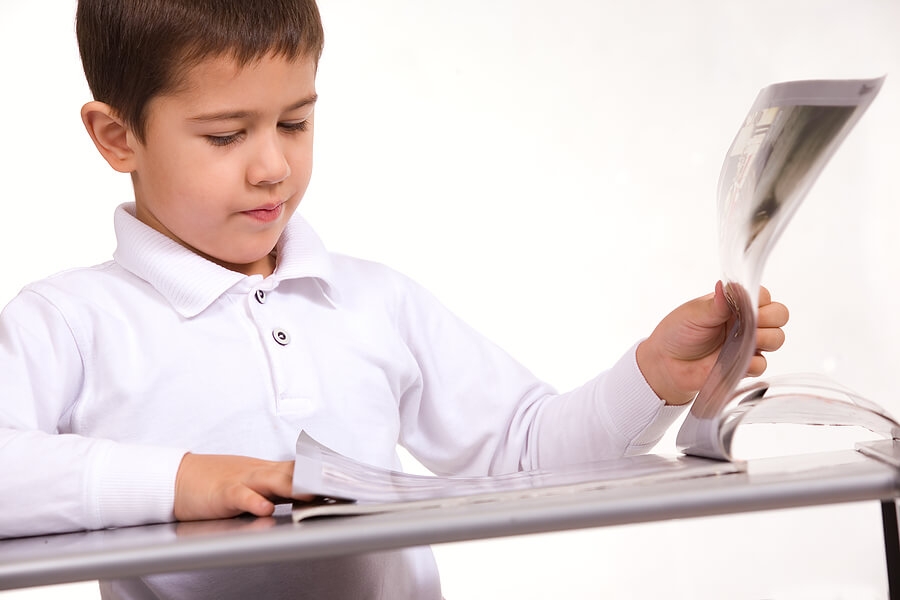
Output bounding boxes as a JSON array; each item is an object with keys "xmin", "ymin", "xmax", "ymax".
[{"xmin": 696, "ymin": 280, "xmax": 733, "ymax": 327}]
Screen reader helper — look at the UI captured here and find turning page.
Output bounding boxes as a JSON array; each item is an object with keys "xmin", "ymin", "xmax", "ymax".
[{"xmin": 676, "ymin": 77, "xmax": 893, "ymax": 460}]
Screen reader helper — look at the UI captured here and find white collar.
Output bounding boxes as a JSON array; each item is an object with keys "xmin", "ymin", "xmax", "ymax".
[{"xmin": 112, "ymin": 203, "xmax": 339, "ymax": 318}]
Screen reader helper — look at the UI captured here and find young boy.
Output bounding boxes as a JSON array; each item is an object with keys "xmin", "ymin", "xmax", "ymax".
[{"xmin": 0, "ymin": 0, "xmax": 788, "ymax": 597}]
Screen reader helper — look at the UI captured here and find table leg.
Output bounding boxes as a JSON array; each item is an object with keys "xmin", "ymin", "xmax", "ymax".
[{"xmin": 882, "ymin": 500, "xmax": 900, "ymax": 600}]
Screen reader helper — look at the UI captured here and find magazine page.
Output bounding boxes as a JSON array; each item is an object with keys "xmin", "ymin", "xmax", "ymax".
[
  {"xmin": 676, "ymin": 77, "xmax": 886, "ymax": 460},
  {"xmin": 291, "ymin": 432, "xmax": 740, "ymax": 520},
  {"xmin": 715, "ymin": 374, "xmax": 900, "ymax": 454}
]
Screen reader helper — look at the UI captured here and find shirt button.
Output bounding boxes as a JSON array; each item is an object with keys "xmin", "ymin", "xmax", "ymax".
[
  {"xmin": 255, "ymin": 289, "xmax": 267, "ymax": 304},
  {"xmin": 272, "ymin": 328, "xmax": 291, "ymax": 346}
]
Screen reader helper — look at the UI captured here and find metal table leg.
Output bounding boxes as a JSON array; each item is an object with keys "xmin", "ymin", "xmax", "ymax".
[{"xmin": 882, "ymin": 500, "xmax": 900, "ymax": 600}]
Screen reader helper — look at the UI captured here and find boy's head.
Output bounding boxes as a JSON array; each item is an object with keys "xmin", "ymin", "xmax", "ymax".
[
  {"xmin": 76, "ymin": 0, "xmax": 324, "ymax": 278},
  {"xmin": 76, "ymin": 0, "xmax": 324, "ymax": 143}
]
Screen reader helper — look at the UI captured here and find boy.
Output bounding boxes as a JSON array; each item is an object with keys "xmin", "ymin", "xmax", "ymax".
[{"xmin": 0, "ymin": 0, "xmax": 788, "ymax": 598}]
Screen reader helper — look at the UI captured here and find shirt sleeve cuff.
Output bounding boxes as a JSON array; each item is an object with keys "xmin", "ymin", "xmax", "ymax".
[
  {"xmin": 601, "ymin": 341, "xmax": 689, "ymax": 455},
  {"xmin": 88, "ymin": 441, "xmax": 189, "ymax": 530}
]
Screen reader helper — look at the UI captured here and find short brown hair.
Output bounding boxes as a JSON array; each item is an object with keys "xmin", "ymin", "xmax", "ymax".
[{"xmin": 76, "ymin": 0, "xmax": 324, "ymax": 142}]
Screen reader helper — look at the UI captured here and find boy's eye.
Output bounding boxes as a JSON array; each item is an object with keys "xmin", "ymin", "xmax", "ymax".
[
  {"xmin": 205, "ymin": 132, "xmax": 242, "ymax": 147},
  {"xmin": 204, "ymin": 122, "xmax": 307, "ymax": 147},
  {"xmin": 279, "ymin": 120, "xmax": 309, "ymax": 133}
]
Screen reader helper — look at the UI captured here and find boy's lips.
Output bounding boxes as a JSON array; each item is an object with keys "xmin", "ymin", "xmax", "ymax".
[{"xmin": 241, "ymin": 201, "xmax": 285, "ymax": 223}]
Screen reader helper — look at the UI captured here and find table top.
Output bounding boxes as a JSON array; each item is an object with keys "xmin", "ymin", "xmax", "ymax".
[{"xmin": 2, "ymin": 444, "xmax": 899, "ymax": 591}]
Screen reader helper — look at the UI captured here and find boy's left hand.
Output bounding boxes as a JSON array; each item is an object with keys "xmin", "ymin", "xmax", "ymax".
[{"xmin": 636, "ymin": 281, "xmax": 789, "ymax": 405}]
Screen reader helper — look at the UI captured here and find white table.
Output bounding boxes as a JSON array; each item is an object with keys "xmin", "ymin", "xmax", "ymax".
[{"xmin": 2, "ymin": 441, "xmax": 898, "ymax": 595}]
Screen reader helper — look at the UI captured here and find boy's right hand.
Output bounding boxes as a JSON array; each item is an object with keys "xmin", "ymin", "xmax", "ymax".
[{"xmin": 174, "ymin": 453, "xmax": 310, "ymax": 521}]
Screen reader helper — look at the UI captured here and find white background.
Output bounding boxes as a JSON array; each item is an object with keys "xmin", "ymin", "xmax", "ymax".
[{"xmin": 1, "ymin": 1, "xmax": 898, "ymax": 598}]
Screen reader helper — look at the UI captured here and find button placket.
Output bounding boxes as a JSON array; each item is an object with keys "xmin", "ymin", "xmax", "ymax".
[
  {"xmin": 251, "ymin": 288, "xmax": 291, "ymax": 347},
  {"xmin": 246, "ymin": 284, "xmax": 319, "ymax": 414}
]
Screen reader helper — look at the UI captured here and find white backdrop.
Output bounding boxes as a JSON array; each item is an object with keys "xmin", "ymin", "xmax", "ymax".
[{"xmin": 1, "ymin": 1, "xmax": 898, "ymax": 598}]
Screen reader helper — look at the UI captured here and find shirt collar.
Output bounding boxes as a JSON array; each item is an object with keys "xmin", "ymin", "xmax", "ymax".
[{"xmin": 112, "ymin": 203, "xmax": 340, "ymax": 318}]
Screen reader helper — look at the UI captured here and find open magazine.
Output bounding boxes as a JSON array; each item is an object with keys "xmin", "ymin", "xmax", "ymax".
[
  {"xmin": 674, "ymin": 76, "xmax": 899, "ymax": 460},
  {"xmin": 292, "ymin": 77, "xmax": 898, "ymax": 521},
  {"xmin": 291, "ymin": 432, "xmax": 741, "ymax": 520}
]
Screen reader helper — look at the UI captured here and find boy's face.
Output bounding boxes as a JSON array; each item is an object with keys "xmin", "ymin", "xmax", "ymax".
[{"xmin": 128, "ymin": 53, "xmax": 317, "ymax": 276}]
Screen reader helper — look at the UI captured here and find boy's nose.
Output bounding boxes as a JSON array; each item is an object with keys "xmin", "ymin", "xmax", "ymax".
[{"xmin": 248, "ymin": 136, "xmax": 291, "ymax": 186}]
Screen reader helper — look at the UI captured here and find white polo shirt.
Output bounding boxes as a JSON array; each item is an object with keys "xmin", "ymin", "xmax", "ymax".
[{"xmin": 0, "ymin": 204, "xmax": 684, "ymax": 597}]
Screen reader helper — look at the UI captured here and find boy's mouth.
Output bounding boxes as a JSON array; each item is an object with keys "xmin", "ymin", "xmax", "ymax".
[{"xmin": 241, "ymin": 201, "xmax": 285, "ymax": 223}]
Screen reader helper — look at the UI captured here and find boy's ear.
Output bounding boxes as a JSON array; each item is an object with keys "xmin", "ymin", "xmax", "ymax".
[{"xmin": 80, "ymin": 101, "xmax": 139, "ymax": 173}]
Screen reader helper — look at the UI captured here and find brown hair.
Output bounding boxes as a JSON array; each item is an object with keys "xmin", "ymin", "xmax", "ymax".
[{"xmin": 76, "ymin": 0, "xmax": 324, "ymax": 142}]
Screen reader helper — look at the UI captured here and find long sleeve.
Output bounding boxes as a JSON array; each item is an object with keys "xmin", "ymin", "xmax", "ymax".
[
  {"xmin": 525, "ymin": 342, "xmax": 686, "ymax": 469},
  {"xmin": 394, "ymin": 275, "xmax": 686, "ymax": 476},
  {"xmin": 0, "ymin": 290, "xmax": 187, "ymax": 539}
]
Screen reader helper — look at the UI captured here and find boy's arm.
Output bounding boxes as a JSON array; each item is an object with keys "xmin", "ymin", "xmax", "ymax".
[
  {"xmin": 394, "ymin": 274, "xmax": 672, "ymax": 475},
  {"xmin": 529, "ymin": 283, "xmax": 788, "ymax": 467},
  {"xmin": 0, "ymin": 290, "xmax": 187, "ymax": 538},
  {"xmin": 394, "ymin": 276, "xmax": 787, "ymax": 475}
]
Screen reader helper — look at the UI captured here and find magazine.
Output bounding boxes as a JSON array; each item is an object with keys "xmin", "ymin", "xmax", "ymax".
[
  {"xmin": 291, "ymin": 432, "xmax": 741, "ymax": 520},
  {"xmin": 674, "ymin": 76, "xmax": 899, "ymax": 460},
  {"xmin": 292, "ymin": 77, "xmax": 898, "ymax": 521}
]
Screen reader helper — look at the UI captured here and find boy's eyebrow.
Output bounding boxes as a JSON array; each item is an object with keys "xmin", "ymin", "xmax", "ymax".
[{"xmin": 188, "ymin": 94, "xmax": 318, "ymax": 122}]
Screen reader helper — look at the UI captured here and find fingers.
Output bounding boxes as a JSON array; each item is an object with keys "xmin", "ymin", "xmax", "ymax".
[
  {"xmin": 758, "ymin": 300, "xmax": 789, "ymax": 328},
  {"xmin": 752, "ymin": 287, "xmax": 786, "ymax": 375},
  {"xmin": 224, "ymin": 461, "xmax": 297, "ymax": 517},
  {"xmin": 750, "ymin": 293, "xmax": 786, "ymax": 375},
  {"xmin": 226, "ymin": 484, "xmax": 275, "ymax": 517},
  {"xmin": 175, "ymin": 455, "xmax": 299, "ymax": 522},
  {"xmin": 245, "ymin": 461, "xmax": 296, "ymax": 504},
  {"xmin": 758, "ymin": 286, "xmax": 788, "ymax": 319},
  {"xmin": 756, "ymin": 326, "xmax": 785, "ymax": 352},
  {"xmin": 756, "ymin": 296, "xmax": 788, "ymax": 354},
  {"xmin": 746, "ymin": 354, "xmax": 767, "ymax": 377}
]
